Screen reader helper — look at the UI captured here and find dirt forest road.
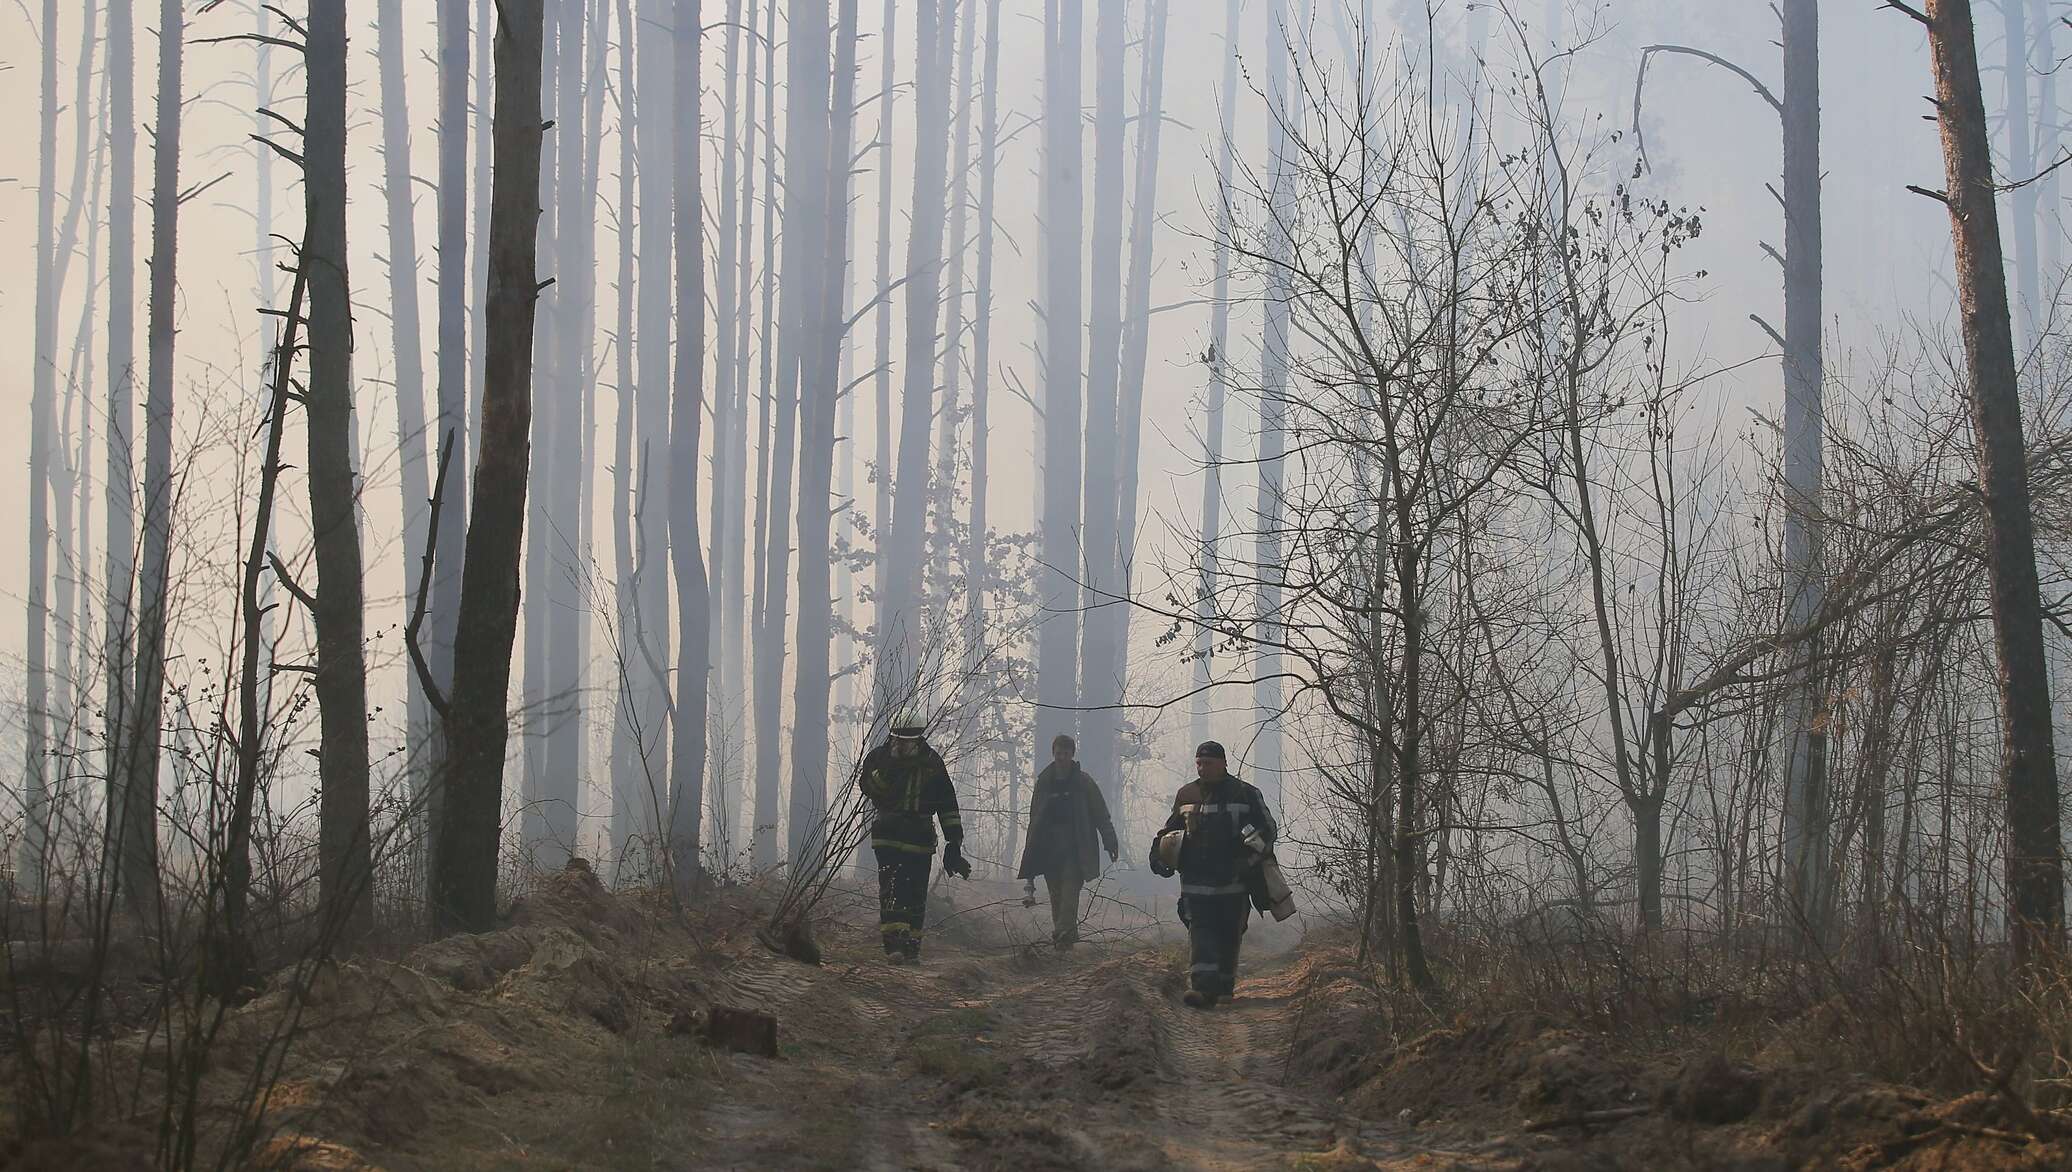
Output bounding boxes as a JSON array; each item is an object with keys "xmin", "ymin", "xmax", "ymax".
[{"xmin": 679, "ymin": 878, "xmax": 1526, "ymax": 1171}]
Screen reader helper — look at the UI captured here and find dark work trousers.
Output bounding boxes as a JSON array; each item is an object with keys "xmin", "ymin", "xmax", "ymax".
[
  {"xmin": 1045, "ymin": 865, "xmax": 1086, "ymax": 947},
  {"xmin": 1182, "ymin": 892, "xmax": 1252, "ymax": 995},
  {"xmin": 875, "ymin": 847, "xmax": 933, "ymax": 956}
]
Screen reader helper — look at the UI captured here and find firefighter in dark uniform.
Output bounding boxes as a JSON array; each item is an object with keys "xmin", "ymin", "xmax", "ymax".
[
  {"xmin": 858, "ymin": 716, "xmax": 971, "ymax": 963},
  {"xmin": 1148, "ymin": 740, "xmax": 1277, "ymax": 1008}
]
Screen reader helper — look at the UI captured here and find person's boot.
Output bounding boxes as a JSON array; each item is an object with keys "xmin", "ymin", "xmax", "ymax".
[{"xmin": 1183, "ymin": 989, "xmax": 1209, "ymax": 1009}]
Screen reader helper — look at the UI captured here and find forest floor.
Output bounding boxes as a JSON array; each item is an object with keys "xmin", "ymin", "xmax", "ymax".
[{"xmin": 11, "ymin": 860, "xmax": 2070, "ymax": 1170}]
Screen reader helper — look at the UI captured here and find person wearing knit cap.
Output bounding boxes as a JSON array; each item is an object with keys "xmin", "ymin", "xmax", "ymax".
[
  {"xmin": 1016, "ymin": 733, "xmax": 1120, "ymax": 950},
  {"xmin": 1147, "ymin": 740, "xmax": 1278, "ymax": 1007}
]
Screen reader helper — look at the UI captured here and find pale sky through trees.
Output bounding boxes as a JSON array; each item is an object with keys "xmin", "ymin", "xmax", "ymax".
[{"xmin": 0, "ymin": 0, "xmax": 1984, "ymax": 836}]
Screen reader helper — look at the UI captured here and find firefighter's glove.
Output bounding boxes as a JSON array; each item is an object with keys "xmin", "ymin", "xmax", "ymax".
[{"xmin": 943, "ymin": 843, "xmax": 973, "ymax": 879}]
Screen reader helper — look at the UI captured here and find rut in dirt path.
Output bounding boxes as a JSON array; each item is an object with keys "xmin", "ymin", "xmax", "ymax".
[
  {"xmin": 678, "ymin": 912, "xmax": 1526, "ymax": 1170},
  {"xmin": 969, "ymin": 945, "xmax": 1522, "ymax": 1170}
]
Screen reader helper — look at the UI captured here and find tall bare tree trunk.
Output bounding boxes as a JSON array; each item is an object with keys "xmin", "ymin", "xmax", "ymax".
[
  {"xmin": 102, "ymin": 0, "xmax": 139, "ymax": 895},
  {"xmin": 746, "ymin": 0, "xmax": 780, "ymax": 868},
  {"xmin": 709, "ymin": 0, "xmax": 747, "ymax": 817},
  {"xmin": 1095, "ymin": 0, "xmax": 1170, "ymax": 796},
  {"xmin": 792, "ymin": 0, "xmax": 857, "ymax": 865},
  {"xmin": 307, "ymin": 0, "xmax": 373, "ymax": 943},
  {"xmin": 2003, "ymin": 0, "xmax": 2041, "ymax": 349},
  {"xmin": 541, "ymin": 0, "xmax": 590, "ymax": 866},
  {"xmin": 1777, "ymin": 0, "xmax": 1829, "ymax": 942},
  {"xmin": 964, "ymin": 0, "xmax": 1002, "ymax": 674},
  {"xmin": 722, "ymin": 0, "xmax": 760, "ymax": 746},
  {"xmin": 1037, "ymin": 0, "xmax": 1085, "ymax": 727},
  {"xmin": 471, "ymin": 0, "xmax": 495, "ymax": 473},
  {"xmin": 670, "ymin": 0, "xmax": 712, "ymax": 886},
  {"xmin": 432, "ymin": 0, "xmax": 473, "ymax": 869},
  {"xmin": 520, "ymin": 0, "xmax": 560, "ymax": 859},
  {"xmin": 435, "ymin": 0, "xmax": 548, "ymax": 936},
  {"xmin": 1919, "ymin": 0, "xmax": 2067, "ymax": 967},
  {"xmin": 872, "ymin": 0, "xmax": 897, "ymax": 645},
  {"xmin": 1196, "ymin": 0, "xmax": 1239, "ymax": 752},
  {"xmin": 754, "ymin": 0, "xmax": 816, "ymax": 868},
  {"xmin": 24, "ymin": 0, "xmax": 61, "ymax": 893},
  {"xmin": 883, "ymin": 0, "xmax": 957, "ymax": 664},
  {"xmin": 1254, "ymin": 0, "xmax": 1294, "ymax": 804},
  {"xmin": 118, "ymin": 0, "xmax": 188, "ymax": 924},
  {"xmin": 631, "ymin": 0, "xmax": 675, "ymax": 865},
  {"xmin": 609, "ymin": 0, "xmax": 640, "ymax": 866},
  {"xmin": 1074, "ymin": 0, "xmax": 1126, "ymax": 799},
  {"xmin": 929, "ymin": 0, "xmax": 977, "ymax": 600},
  {"xmin": 378, "ymin": 0, "xmax": 436, "ymax": 793}
]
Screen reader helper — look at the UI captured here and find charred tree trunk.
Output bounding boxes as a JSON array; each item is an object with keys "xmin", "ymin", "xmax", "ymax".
[
  {"xmin": 118, "ymin": 0, "xmax": 188, "ymax": 923},
  {"xmin": 1779, "ymin": 0, "xmax": 1829, "ymax": 944},
  {"xmin": 306, "ymin": 0, "xmax": 373, "ymax": 943},
  {"xmin": 434, "ymin": 0, "xmax": 547, "ymax": 936},
  {"xmin": 102, "ymin": 0, "xmax": 139, "ymax": 893},
  {"xmin": 1918, "ymin": 0, "xmax": 2067, "ymax": 967}
]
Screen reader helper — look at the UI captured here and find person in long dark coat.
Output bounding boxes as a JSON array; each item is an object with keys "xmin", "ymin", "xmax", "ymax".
[{"xmin": 1017, "ymin": 734, "xmax": 1119, "ymax": 949}]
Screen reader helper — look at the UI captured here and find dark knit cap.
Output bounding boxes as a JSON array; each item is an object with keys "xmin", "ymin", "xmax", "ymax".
[{"xmin": 1194, "ymin": 740, "xmax": 1227, "ymax": 760}]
